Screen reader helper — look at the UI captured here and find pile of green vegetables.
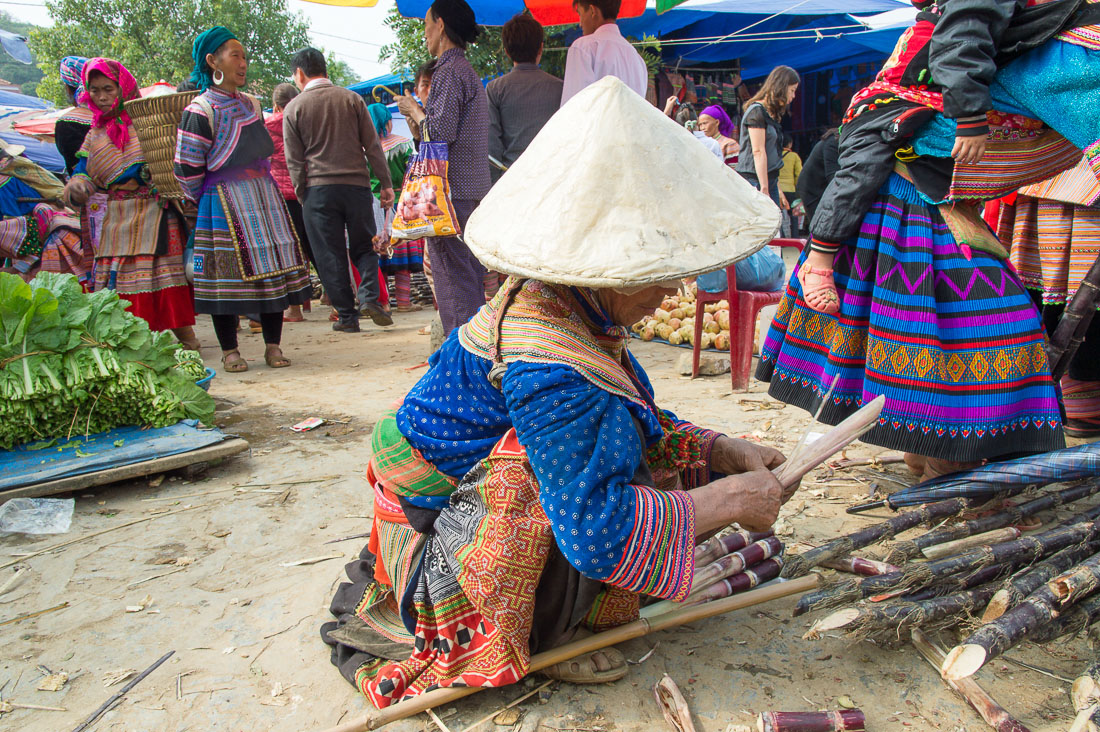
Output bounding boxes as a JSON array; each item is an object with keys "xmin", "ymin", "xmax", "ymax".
[{"xmin": 0, "ymin": 272, "xmax": 215, "ymax": 450}]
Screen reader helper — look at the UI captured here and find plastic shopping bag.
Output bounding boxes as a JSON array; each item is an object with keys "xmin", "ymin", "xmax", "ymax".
[{"xmin": 392, "ymin": 140, "xmax": 460, "ymax": 240}]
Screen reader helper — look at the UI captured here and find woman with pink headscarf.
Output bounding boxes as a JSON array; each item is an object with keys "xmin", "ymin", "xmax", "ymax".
[
  {"xmin": 62, "ymin": 58, "xmax": 198, "ymax": 350},
  {"xmin": 698, "ymin": 104, "xmax": 739, "ymax": 166}
]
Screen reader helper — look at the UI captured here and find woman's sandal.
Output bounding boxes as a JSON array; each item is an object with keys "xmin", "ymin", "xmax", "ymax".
[
  {"xmin": 540, "ymin": 647, "xmax": 628, "ymax": 684},
  {"xmin": 396, "ymin": 304, "xmax": 423, "ymax": 313},
  {"xmin": 265, "ymin": 349, "xmax": 291, "ymax": 369},
  {"xmin": 797, "ymin": 262, "xmax": 841, "ymax": 314},
  {"xmin": 222, "ymin": 351, "xmax": 248, "ymax": 373}
]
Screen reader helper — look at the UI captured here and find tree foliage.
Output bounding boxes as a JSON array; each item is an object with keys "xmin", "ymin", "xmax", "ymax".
[
  {"xmin": 30, "ymin": 0, "xmax": 353, "ymax": 105},
  {"xmin": 0, "ymin": 12, "xmax": 43, "ymax": 96}
]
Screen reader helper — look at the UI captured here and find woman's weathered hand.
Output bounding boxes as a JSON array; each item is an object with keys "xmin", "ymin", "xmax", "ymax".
[
  {"xmin": 709, "ymin": 436, "xmax": 785, "ymax": 475},
  {"xmin": 720, "ymin": 470, "xmax": 784, "ymax": 532}
]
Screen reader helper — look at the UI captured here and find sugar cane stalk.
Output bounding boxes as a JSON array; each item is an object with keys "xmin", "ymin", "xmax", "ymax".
[
  {"xmin": 894, "ymin": 563, "xmax": 1009, "ymax": 604},
  {"xmin": 808, "ymin": 584, "xmax": 999, "ymax": 640},
  {"xmin": 910, "ymin": 629, "xmax": 1030, "ymax": 732},
  {"xmin": 942, "ymin": 552, "xmax": 1100, "ymax": 680},
  {"xmin": 982, "ymin": 540, "xmax": 1100, "ymax": 621},
  {"xmin": 885, "ymin": 479, "xmax": 1100, "ymax": 563},
  {"xmin": 757, "ymin": 710, "xmax": 865, "ymax": 732},
  {"xmin": 921, "ymin": 528, "xmax": 1021, "ymax": 561},
  {"xmin": 1028, "ymin": 594, "xmax": 1100, "ymax": 644},
  {"xmin": 796, "ymin": 520, "xmax": 1100, "ymax": 617},
  {"xmin": 782, "ymin": 497, "xmax": 972, "ymax": 580}
]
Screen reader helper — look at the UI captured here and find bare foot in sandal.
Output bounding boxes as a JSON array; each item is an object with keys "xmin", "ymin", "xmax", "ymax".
[
  {"xmin": 264, "ymin": 344, "xmax": 291, "ymax": 368},
  {"xmin": 541, "ymin": 646, "xmax": 627, "ymax": 684},
  {"xmin": 798, "ymin": 251, "xmax": 840, "ymax": 314},
  {"xmin": 222, "ymin": 350, "xmax": 248, "ymax": 373}
]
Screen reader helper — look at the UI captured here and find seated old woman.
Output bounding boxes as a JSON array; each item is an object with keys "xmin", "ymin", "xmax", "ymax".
[{"xmin": 321, "ymin": 77, "xmax": 788, "ymax": 709}]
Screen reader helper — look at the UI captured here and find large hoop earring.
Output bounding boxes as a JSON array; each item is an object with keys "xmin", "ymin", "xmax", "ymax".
[{"xmin": 212, "ymin": 68, "xmax": 224, "ymax": 86}]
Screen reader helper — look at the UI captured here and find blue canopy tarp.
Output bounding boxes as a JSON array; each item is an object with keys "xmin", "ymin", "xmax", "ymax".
[
  {"xmin": 0, "ymin": 420, "xmax": 233, "ymax": 492},
  {"xmin": 0, "ymin": 130, "xmax": 66, "ymax": 174},
  {"xmin": 0, "ymin": 90, "xmax": 50, "ymax": 110}
]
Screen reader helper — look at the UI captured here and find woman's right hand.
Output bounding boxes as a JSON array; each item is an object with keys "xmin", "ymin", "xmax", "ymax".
[{"xmin": 663, "ymin": 96, "xmax": 678, "ymax": 116}]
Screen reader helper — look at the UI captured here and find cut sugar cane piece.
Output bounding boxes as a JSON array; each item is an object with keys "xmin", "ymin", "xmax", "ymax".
[
  {"xmin": 819, "ymin": 556, "xmax": 899, "ymax": 576},
  {"xmin": 689, "ymin": 537, "xmax": 783, "ymax": 597},
  {"xmin": 1071, "ymin": 662, "xmax": 1100, "ymax": 732},
  {"xmin": 983, "ymin": 541, "xmax": 1100, "ymax": 621},
  {"xmin": 686, "ymin": 557, "xmax": 784, "ymax": 605},
  {"xmin": 694, "ymin": 530, "xmax": 773, "ymax": 568},
  {"xmin": 756, "ymin": 710, "xmax": 865, "ymax": 732}
]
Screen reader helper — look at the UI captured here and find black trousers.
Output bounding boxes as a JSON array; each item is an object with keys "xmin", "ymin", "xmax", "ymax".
[
  {"xmin": 211, "ymin": 312, "xmax": 282, "ymax": 350},
  {"xmin": 284, "ymin": 197, "xmax": 315, "ymax": 271},
  {"xmin": 302, "ymin": 184, "xmax": 379, "ymax": 323}
]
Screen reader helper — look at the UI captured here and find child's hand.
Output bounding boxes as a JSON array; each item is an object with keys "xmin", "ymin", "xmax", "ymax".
[{"xmin": 951, "ymin": 135, "xmax": 986, "ymax": 165}]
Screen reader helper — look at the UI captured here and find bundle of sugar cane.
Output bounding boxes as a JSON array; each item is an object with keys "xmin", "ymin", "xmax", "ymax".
[
  {"xmin": 757, "ymin": 710, "xmax": 865, "ymax": 732},
  {"xmin": 694, "ymin": 529, "xmax": 774, "ymax": 567},
  {"xmin": 886, "ymin": 480, "xmax": 1100, "ymax": 563},
  {"xmin": 642, "ymin": 538, "xmax": 784, "ymax": 617},
  {"xmin": 1071, "ymin": 661, "xmax": 1100, "ymax": 732},
  {"xmin": 887, "ymin": 563, "xmax": 1008, "ymax": 603},
  {"xmin": 807, "ymin": 584, "xmax": 999, "ymax": 640},
  {"xmin": 794, "ymin": 519, "xmax": 1100, "ymax": 617},
  {"xmin": 942, "ymin": 550, "xmax": 1100, "ymax": 680}
]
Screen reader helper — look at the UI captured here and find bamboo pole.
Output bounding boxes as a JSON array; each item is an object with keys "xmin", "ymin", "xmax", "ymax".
[
  {"xmin": 910, "ymin": 629, "xmax": 1030, "ymax": 732},
  {"xmin": 318, "ymin": 576, "xmax": 819, "ymax": 732}
]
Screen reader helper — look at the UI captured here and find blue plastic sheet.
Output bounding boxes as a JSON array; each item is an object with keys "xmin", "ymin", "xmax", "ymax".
[{"xmin": 0, "ymin": 420, "xmax": 230, "ymax": 492}]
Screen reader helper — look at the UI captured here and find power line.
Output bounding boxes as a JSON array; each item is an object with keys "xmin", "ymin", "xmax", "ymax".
[{"xmin": 310, "ymin": 29, "xmax": 386, "ymax": 48}]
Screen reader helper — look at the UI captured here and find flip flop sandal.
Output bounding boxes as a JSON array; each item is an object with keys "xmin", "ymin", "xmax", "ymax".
[
  {"xmin": 265, "ymin": 351, "xmax": 291, "ymax": 369},
  {"xmin": 397, "ymin": 304, "xmax": 423, "ymax": 312},
  {"xmin": 222, "ymin": 352, "xmax": 248, "ymax": 373},
  {"xmin": 540, "ymin": 647, "xmax": 628, "ymax": 684},
  {"xmin": 797, "ymin": 262, "xmax": 841, "ymax": 314}
]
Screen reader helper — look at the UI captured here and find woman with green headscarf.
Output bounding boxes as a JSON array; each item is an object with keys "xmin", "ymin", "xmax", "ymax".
[
  {"xmin": 367, "ymin": 102, "xmax": 422, "ymax": 312},
  {"xmin": 174, "ymin": 26, "xmax": 311, "ymax": 374}
]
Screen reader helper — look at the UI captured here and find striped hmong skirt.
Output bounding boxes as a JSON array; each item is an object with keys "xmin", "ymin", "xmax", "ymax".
[
  {"xmin": 91, "ymin": 188, "xmax": 195, "ymax": 331},
  {"xmin": 999, "ymin": 194, "xmax": 1100, "ymax": 424},
  {"xmin": 192, "ymin": 171, "xmax": 311, "ymax": 315},
  {"xmin": 322, "ymin": 414, "xmax": 638, "ymax": 709},
  {"xmin": 756, "ymin": 173, "xmax": 1065, "ymax": 462}
]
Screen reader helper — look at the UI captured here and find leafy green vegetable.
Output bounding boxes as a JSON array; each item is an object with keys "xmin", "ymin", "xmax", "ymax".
[{"xmin": 0, "ymin": 272, "xmax": 216, "ymax": 449}]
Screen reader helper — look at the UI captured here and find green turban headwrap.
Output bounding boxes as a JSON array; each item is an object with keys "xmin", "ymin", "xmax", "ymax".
[{"xmin": 190, "ymin": 26, "xmax": 238, "ymax": 91}]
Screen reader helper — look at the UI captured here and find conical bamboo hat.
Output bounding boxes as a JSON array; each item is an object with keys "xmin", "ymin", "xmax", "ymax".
[{"xmin": 463, "ymin": 76, "xmax": 781, "ymax": 288}]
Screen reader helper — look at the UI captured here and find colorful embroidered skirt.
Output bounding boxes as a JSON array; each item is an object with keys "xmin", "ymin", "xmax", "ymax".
[
  {"xmin": 192, "ymin": 173, "xmax": 311, "ymax": 315},
  {"xmin": 322, "ymin": 419, "xmax": 638, "ymax": 709},
  {"xmin": 91, "ymin": 190, "xmax": 194, "ymax": 331},
  {"xmin": 756, "ymin": 173, "xmax": 1065, "ymax": 461}
]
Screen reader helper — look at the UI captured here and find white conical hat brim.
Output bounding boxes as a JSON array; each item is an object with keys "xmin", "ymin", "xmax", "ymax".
[{"xmin": 464, "ymin": 76, "xmax": 781, "ymax": 288}]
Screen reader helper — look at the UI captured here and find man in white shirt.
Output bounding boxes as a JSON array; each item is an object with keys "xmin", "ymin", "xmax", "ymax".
[{"xmin": 560, "ymin": 0, "xmax": 647, "ymax": 105}]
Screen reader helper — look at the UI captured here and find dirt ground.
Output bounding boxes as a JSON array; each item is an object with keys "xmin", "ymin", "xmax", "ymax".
[{"xmin": 0, "ymin": 310, "xmax": 1090, "ymax": 732}]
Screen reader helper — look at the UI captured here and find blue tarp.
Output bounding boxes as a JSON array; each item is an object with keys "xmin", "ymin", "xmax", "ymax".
[
  {"xmin": 0, "ymin": 420, "xmax": 231, "ymax": 492},
  {"xmin": 0, "ymin": 90, "xmax": 49, "ymax": 110},
  {"xmin": 0, "ymin": 131, "xmax": 66, "ymax": 174},
  {"xmin": 348, "ymin": 70, "xmax": 414, "ymax": 97}
]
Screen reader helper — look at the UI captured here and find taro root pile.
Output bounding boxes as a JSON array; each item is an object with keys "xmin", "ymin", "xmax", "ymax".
[{"xmin": 631, "ymin": 287, "xmax": 731, "ymax": 350}]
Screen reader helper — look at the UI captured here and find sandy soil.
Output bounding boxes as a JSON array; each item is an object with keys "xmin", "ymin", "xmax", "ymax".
[{"xmin": 0, "ymin": 310, "xmax": 1089, "ymax": 732}]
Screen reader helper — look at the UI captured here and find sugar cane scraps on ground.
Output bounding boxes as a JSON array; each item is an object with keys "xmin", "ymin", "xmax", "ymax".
[{"xmin": 0, "ymin": 272, "xmax": 214, "ymax": 448}]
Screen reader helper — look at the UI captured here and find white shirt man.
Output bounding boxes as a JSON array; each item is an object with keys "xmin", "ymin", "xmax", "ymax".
[{"xmin": 561, "ymin": 4, "xmax": 647, "ymax": 106}]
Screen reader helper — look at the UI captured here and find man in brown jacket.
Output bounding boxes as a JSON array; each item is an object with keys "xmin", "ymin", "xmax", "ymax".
[{"xmin": 284, "ymin": 47, "xmax": 395, "ymax": 332}]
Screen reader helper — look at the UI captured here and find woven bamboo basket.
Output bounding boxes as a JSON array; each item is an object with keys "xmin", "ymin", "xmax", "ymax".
[{"xmin": 124, "ymin": 91, "xmax": 198, "ymax": 200}]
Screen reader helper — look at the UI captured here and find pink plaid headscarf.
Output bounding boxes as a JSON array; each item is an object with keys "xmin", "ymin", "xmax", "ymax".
[{"xmin": 78, "ymin": 58, "xmax": 140, "ymax": 150}]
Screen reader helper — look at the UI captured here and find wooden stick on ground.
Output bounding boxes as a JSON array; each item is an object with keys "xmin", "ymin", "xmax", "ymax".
[
  {"xmin": 319, "ymin": 576, "xmax": 819, "ymax": 732},
  {"xmin": 910, "ymin": 629, "xmax": 1029, "ymax": 732},
  {"xmin": 69, "ymin": 650, "xmax": 174, "ymax": 732}
]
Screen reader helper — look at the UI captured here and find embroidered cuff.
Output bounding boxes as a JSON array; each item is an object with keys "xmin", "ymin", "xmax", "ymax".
[
  {"xmin": 606, "ymin": 485, "xmax": 695, "ymax": 601},
  {"xmin": 955, "ymin": 116, "xmax": 990, "ymax": 138},
  {"xmin": 671, "ymin": 420, "xmax": 723, "ymax": 489}
]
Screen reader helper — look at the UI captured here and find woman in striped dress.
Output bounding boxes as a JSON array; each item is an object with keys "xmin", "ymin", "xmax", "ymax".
[
  {"xmin": 997, "ymin": 159, "xmax": 1100, "ymax": 437},
  {"xmin": 61, "ymin": 58, "xmax": 197, "ymax": 348},
  {"xmin": 174, "ymin": 26, "xmax": 310, "ymax": 372}
]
